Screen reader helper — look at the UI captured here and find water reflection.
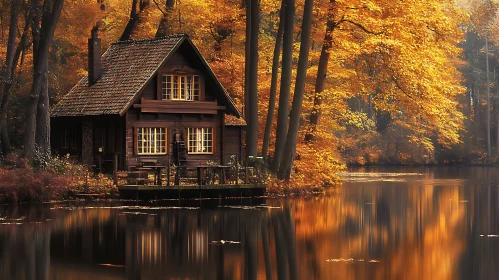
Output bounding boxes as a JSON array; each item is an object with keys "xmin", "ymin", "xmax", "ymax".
[{"xmin": 0, "ymin": 167, "xmax": 498, "ymax": 279}]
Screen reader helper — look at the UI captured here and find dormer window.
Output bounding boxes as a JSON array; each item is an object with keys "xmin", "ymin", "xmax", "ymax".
[{"xmin": 161, "ymin": 74, "xmax": 200, "ymax": 101}]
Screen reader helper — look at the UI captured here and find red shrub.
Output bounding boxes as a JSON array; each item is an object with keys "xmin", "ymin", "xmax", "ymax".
[{"xmin": 0, "ymin": 166, "xmax": 71, "ymax": 203}]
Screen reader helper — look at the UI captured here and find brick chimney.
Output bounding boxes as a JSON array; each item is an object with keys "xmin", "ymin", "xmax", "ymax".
[{"xmin": 88, "ymin": 26, "xmax": 101, "ymax": 86}]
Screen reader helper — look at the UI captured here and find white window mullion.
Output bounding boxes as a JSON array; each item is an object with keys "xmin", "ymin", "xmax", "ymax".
[{"xmin": 154, "ymin": 128, "xmax": 157, "ymax": 153}]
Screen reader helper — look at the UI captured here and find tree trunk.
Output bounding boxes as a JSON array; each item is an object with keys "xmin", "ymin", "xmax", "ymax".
[
  {"xmin": 486, "ymin": 31, "xmax": 491, "ymax": 160},
  {"xmin": 1, "ymin": 7, "xmax": 31, "ymax": 155},
  {"xmin": 24, "ymin": 0, "xmax": 64, "ymax": 164},
  {"xmin": 271, "ymin": 0, "xmax": 295, "ymax": 172},
  {"xmin": 0, "ymin": 0, "xmax": 21, "ymax": 155},
  {"xmin": 368, "ymin": 93, "xmax": 373, "ymax": 120},
  {"xmin": 304, "ymin": 0, "xmax": 336, "ymax": 142},
  {"xmin": 244, "ymin": 0, "xmax": 251, "ymax": 123},
  {"xmin": 155, "ymin": 0, "xmax": 174, "ymax": 37},
  {"xmin": 120, "ymin": 0, "xmax": 150, "ymax": 41},
  {"xmin": 246, "ymin": 0, "xmax": 259, "ymax": 157},
  {"xmin": 277, "ymin": 0, "xmax": 314, "ymax": 179},
  {"xmin": 35, "ymin": 60, "xmax": 50, "ymax": 157},
  {"xmin": 475, "ymin": 88, "xmax": 480, "ymax": 124},
  {"xmin": 262, "ymin": 0, "xmax": 285, "ymax": 160},
  {"xmin": 496, "ymin": 89, "xmax": 499, "ymax": 154}
]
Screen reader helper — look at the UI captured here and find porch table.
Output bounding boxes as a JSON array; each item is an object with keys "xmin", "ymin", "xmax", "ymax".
[
  {"xmin": 197, "ymin": 165, "xmax": 232, "ymax": 185},
  {"xmin": 135, "ymin": 165, "xmax": 166, "ymax": 186}
]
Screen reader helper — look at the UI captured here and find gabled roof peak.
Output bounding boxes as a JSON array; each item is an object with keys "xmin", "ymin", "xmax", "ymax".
[{"xmin": 112, "ymin": 34, "xmax": 188, "ymax": 45}]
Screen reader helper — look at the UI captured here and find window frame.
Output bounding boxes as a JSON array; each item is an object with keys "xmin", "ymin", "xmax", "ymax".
[
  {"xmin": 187, "ymin": 127, "xmax": 214, "ymax": 154},
  {"xmin": 61, "ymin": 128, "xmax": 69, "ymax": 149},
  {"xmin": 160, "ymin": 74, "xmax": 200, "ymax": 101},
  {"xmin": 136, "ymin": 127, "xmax": 168, "ymax": 155},
  {"xmin": 61, "ymin": 128, "xmax": 77, "ymax": 150}
]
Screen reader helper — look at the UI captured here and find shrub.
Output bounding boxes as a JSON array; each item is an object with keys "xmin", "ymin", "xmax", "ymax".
[{"xmin": 0, "ymin": 166, "xmax": 71, "ymax": 203}]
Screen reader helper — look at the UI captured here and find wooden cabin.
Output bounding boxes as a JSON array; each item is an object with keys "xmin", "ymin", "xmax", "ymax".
[{"xmin": 50, "ymin": 30, "xmax": 246, "ymax": 178}]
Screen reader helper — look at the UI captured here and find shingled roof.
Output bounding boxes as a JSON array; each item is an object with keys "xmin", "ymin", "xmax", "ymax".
[{"xmin": 51, "ymin": 34, "xmax": 241, "ymax": 117}]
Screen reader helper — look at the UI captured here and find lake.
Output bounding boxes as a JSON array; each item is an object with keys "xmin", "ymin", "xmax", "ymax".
[{"xmin": 0, "ymin": 166, "xmax": 498, "ymax": 279}]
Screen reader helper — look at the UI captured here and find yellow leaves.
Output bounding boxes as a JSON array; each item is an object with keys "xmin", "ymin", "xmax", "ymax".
[{"xmin": 469, "ymin": 0, "xmax": 499, "ymax": 36}]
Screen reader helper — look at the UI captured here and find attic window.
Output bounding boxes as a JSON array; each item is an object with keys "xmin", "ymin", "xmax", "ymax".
[{"xmin": 161, "ymin": 75, "xmax": 200, "ymax": 101}]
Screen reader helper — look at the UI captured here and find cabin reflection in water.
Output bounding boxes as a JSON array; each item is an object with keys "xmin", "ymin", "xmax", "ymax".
[
  {"xmin": 0, "ymin": 201, "xmax": 298, "ymax": 280},
  {"xmin": 2, "ymin": 167, "xmax": 499, "ymax": 279}
]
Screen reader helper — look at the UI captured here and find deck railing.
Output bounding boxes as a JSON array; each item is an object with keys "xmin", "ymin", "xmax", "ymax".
[{"xmin": 122, "ymin": 155, "xmax": 266, "ymax": 186}]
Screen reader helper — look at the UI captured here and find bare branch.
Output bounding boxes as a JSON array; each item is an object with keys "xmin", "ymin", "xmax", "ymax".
[
  {"xmin": 338, "ymin": 19, "xmax": 384, "ymax": 35},
  {"xmin": 152, "ymin": 0, "xmax": 167, "ymax": 16}
]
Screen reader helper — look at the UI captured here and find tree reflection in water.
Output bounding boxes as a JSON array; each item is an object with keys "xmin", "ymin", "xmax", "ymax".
[{"xmin": 0, "ymin": 167, "xmax": 498, "ymax": 279}]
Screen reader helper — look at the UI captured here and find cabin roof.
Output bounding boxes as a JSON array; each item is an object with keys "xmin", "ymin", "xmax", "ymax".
[
  {"xmin": 225, "ymin": 114, "xmax": 246, "ymax": 126},
  {"xmin": 51, "ymin": 34, "xmax": 242, "ymax": 118}
]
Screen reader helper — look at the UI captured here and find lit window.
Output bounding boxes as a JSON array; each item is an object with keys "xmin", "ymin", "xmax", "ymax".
[
  {"xmin": 188, "ymin": 128, "xmax": 213, "ymax": 154},
  {"xmin": 137, "ymin": 127, "xmax": 166, "ymax": 155},
  {"xmin": 162, "ymin": 75, "xmax": 200, "ymax": 101}
]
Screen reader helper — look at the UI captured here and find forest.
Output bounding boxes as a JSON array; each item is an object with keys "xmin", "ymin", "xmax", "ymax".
[{"xmin": 0, "ymin": 0, "xmax": 498, "ymax": 186}]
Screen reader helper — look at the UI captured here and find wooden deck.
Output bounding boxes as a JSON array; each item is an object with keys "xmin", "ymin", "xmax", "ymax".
[{"xmin": 118, "ymin": 158, "xmax": 268, "ymax": 200}]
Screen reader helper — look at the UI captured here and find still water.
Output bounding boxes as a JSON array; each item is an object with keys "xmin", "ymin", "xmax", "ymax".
[{"xmin": 1, "ymin": 166, "xmax": 499, "ymax": 280}]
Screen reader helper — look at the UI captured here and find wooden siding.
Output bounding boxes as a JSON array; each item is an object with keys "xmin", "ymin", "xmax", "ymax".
[
  {"xmin": 125, "ymin": 109, "xmax": 223, "ymax": 171},
  {"xmin": 223, "ymin": 126, "xmax": 242, "ymax": 161},
  {"xmin": 133, "ymin": 99, "xmax": 225, "ymax": 114}
]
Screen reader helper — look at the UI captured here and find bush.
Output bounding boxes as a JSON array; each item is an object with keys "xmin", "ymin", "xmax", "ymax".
[{"xmin": 0, "ymin": 166, "xmax": 71, "ymax": 203}]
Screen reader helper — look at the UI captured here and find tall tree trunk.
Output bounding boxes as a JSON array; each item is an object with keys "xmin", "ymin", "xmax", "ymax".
[
  {"xmin": 475, "ymin": 88, "xmax": 480, "ymax": 124},
  {"xmin": 24, "ymin": 0, "xmax": 64, "ymax": 164},
  {"xmin": 262, "ymin": 0, "xmax": 285, "ymax": 160},
  {"xmin": 486, "ymin": 31, "xmax": 491, "ymax": 160},
  {"xmin": 35, "ymin": 60, "xmax": 50, "ymax": 157},
  {"xmin": 467, "ymin": 87, "xmax": 472, "ymax": 120},
  {"xmin": 304, "ymin": 0, "xmax": 336, "ymax": 142},
  {"xmin": 277, "ymin": 0, "xmax": 314, "ymax": 179},
  {"xmin": 246, "ymin": 0, "xmax": 259, "ymax": 157},
  {"xmin": 120, "ymin": 0, "xmax": 150, "ymax": 41},
  {"xmin": 1, "ymin": 4, "xmax": 31, "ymax": 155},
  {"xmin": 368, "ymin": 93, "xmax": 373, "ymax": 119},
  {"xmin": 0, "ymin": 0, "xmax": 21, "ymax": 155},
  {"xmin": 155, "ymin": 0, "xmax": 174, "ymax": 37},
  {"xmin": 244, "ymin": 0, "xmax": 251, "ymax": 126},
  {"xmin": 271, "ymin": 0, "xmax": 295, "ymax": 172},
  {"xmin": 496, "ymin": 88, "xmax": 499, "ymax": 154}
]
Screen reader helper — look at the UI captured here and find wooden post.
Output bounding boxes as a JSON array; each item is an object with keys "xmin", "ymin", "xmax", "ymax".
[
  {"xmin": 167, "ymin": 155, "xmax": 170, "ymax": 186},
  {"xmin": 197, "ymin": 167, "xmax": 202, "ymax": 186},
  {"xmin": 98, "ymin": 154, "xmax": 102, "ymax": 173},
  {"xmin": 236, "ymin": 154, "xmax": 239, "ymax": 186},
  {"xmin": 175, "ymin": 166, "xmax": 180, "ymax": 185},
  {"xmin": 245, "ymin": 158, "xmax": 248, "ymax": 184},
  {"xmin": 113, "ymin": 153, "xmax": 118, "ymax": 186}
]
